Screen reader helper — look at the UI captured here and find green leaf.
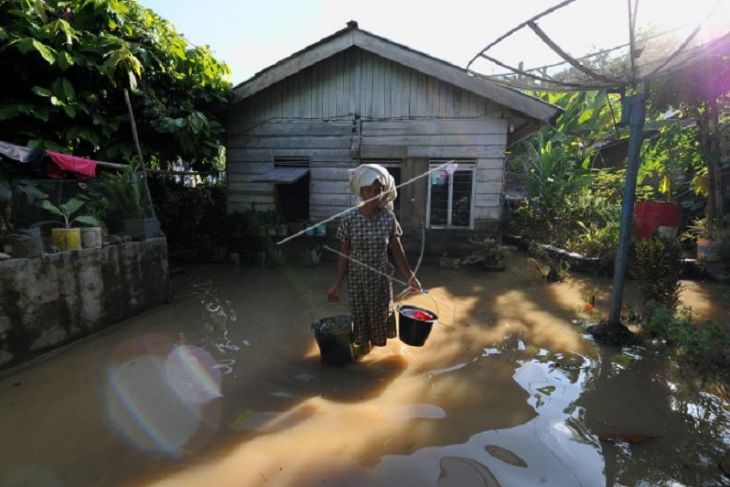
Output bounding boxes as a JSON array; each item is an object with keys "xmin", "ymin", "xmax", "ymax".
[
  {"xmin": 60, "ymin": 196, "xmax": 87, "ymax": 216},
  {"xmin": 57, "ymin": 51, "xmax": 75, "ymax": 70},
  {"xmin": 17, "ymin": 38, "xmax": 56, "ymax": 65},
  {"xmin": 32, "ymin": 86, "xmax": 53, "ymax": 98},
  {"xmin": 28, "ymin": 105, "xmax": 51, "ymax": 122},
  {"xmin": 0, "ymin": 27, "xmax": 7, "ymax": 42},
  {"xmin": 79, "ymin": 128, "xmax": 101, "ymax": 146},
  {"xmin": 40, "ymin": 199, "xmax": 65, "ymax": 217},
  {"xmin": 0, "ymin": 105, "xmax": 21, "ymax": 121},
  {"xmin": 33, "ymin": 41, "xmax": 57, "ymax": 65},
  {"xmin": 63, "ymin": 104, "xmax": 77, "ymax": 118},
  {"xmin": 51, "ymin": 79, "xmax": 63, "ymax": 98},
  {"xmin": 73, "ymin": 215, "xmax": 100, "ymax": 227},
  {"xmin": 27, "ymin": 139, "xmax": 66, "ymax": 152},
  {"xmin": 46, "ymin": 19, "xmax": 78, "ymax": 46},
  {"xmin": 578, "ymin": 109, "xmax": 594, "ymax": 124},
  {"xmin": 17, "ymin": 183, "xmax": 48, "ymax": 203},
  {"xmin": 33, "ymin": 0, "xmax": 48, "ymax": 23},
  {"xmin": 61, "ymin": 78, "xmax": 75, "ymax": 100}
]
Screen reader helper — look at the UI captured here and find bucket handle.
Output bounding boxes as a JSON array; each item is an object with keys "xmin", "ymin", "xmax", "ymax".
[
  {"xmin": 311, "ymin": 299, "xmax": 350, "ymax": 327},
  {"xmin": 395, "ymin": 288, "xmax": 440, "ymax": 319}
]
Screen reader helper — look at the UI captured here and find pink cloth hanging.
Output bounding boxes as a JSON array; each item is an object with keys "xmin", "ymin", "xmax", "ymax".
[{"xmin": 46, "ymin": 151, "xmax": 98, "ymax": 179}]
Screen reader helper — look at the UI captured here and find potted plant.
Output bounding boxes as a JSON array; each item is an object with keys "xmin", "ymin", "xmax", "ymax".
[
  {"xmin": 79, "ymin": 195, "xmax": 108, "ymax": 249},
  {"xmin": 97, "ymin": 163, "xmax": 160, "ymax": 240},
  {"xmin": 1, "ymin": 178, "xmax": 47, "ymax": 257},
  {"xmin": 39, "ymin": 195, "xmax": 101, "ymax": 251},
  {"xmin": 686, "ymin": 217, "xmax": 727, "ymax": 262}
]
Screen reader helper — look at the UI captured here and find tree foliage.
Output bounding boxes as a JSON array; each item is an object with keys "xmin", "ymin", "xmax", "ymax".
[
  {"xmin": 649, "ymin": 53, "xmax": 730, "ymax": 236},
  {"xmin": 507, "ymin": 88, "xmax": 706, "ymax": 255},
  {"xmin": 0, "ymin": 0, "xmax": 231, "ymax": 169}
]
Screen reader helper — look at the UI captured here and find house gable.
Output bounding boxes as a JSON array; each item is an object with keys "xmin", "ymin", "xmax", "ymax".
[
  {"xmin": 232, "ymin": 25, "xmax": 560, "ymax": 124},
  {"xmin": 230, "ymin": 48, "xmax": 506, "ymax": 129}
]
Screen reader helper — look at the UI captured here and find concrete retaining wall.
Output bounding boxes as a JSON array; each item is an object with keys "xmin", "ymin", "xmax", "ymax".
[{"xmin": 0, "ymin": 238, "xmax": 169, "ymax": 370}]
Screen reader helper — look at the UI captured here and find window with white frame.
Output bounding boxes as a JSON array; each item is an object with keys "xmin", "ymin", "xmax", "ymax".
[{"xmin": 427, "ymin": 160, "xmax": 475, "ymax": 228}]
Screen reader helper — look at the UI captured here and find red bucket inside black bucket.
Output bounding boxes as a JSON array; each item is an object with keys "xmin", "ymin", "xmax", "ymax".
[{"xmin": 398, "ymin": 305, "xmax": 438, "ymax": 346}]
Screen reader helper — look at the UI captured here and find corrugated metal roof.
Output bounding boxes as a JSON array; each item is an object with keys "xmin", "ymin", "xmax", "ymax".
[{"xmin": 252, "ymin": 167, "xmax": 309, "ymax": 183}]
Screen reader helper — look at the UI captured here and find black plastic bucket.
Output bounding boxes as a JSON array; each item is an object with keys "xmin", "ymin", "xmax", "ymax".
[
  {"xmin": 311, "ymin": 315, "xmax": 354, "ymax": 366},
  {"xmin": 398, "ymin": 305, "xmax": 438, "ymax": 346}
]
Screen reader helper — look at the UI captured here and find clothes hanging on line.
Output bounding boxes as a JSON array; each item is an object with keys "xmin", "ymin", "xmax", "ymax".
[
  {"xmin": 0, "ymin": 140, "xmax": 44, "ymax": 164},
  {"xmin": 1, "ymin": 139, "xmax": 188, "ymax": 178},
  {"xmin": 45, "ymin": 151, "xmax": 98, "ymax": 179}
]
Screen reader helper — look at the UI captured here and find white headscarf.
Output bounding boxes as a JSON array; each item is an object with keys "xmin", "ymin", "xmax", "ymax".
[{"xmin": 348, "ymin": 164, "xmax": 397, "ymax": 211}]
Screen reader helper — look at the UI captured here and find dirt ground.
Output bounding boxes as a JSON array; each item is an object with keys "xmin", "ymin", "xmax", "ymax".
[{"xmin": 0, "ymin": 250, "xmax": 728, "ymax": 486}]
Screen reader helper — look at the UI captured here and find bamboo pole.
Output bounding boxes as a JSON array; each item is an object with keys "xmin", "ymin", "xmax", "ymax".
[{"xmin": 123, "ymin": 89, "xmax": 156, "ymax": 219}]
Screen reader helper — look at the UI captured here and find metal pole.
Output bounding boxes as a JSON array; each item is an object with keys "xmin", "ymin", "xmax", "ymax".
[{"xmin": 608, "ymin": 90, "xmax": 646, "ymax": 324}]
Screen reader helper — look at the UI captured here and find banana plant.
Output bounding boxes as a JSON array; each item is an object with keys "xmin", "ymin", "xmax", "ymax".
[{"xmin": 39, "ymin": 195, "xmax": 100, "ymax": 229}]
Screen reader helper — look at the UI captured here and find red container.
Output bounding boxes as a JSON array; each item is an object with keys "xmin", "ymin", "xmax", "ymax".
[{"xmin": 633, "ymin": 201, "xmax": 681, "ymax": 240}]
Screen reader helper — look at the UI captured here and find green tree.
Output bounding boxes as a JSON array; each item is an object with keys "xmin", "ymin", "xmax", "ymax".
[
  {"xmin": 0, "ymin": 0, "xmax": 231, "ymax": 170},
  {"xmin": 649, "ymin": 55, "xmax": 730, "ymax": 238}
]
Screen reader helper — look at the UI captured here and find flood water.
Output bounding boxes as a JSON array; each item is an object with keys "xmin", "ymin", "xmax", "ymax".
[{"xmin": 1, "ymin": 252, "xmax": 729, "ymax": 486}]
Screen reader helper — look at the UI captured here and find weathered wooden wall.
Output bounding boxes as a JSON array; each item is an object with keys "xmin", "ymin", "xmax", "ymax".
[{"xmin": 226, "ymin": 47, "xmax": 507, "ymax": 229}]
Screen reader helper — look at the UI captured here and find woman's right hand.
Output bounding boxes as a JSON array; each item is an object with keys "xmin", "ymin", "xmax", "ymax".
[{"xmin": 327, "ymin": 285, "xmax": 340, "ymax": 301}]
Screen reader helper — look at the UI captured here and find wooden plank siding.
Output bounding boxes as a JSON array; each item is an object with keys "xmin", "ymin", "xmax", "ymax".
[{"xmin": 227, "ymin": 47, "xmax": 507, "ymax": 226}]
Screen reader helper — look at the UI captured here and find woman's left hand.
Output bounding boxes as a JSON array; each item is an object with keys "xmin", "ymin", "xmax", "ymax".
[{"xmin": 407, "ymin": 275, "xmax": 423, "ymax": 293}]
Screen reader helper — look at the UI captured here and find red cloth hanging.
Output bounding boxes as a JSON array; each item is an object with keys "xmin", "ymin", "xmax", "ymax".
[{"xmin": 46, "ymin": 151, "xmax": 98, "ymax": 179}]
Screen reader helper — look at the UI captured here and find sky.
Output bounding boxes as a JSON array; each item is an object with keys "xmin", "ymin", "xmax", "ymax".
[{"xmin": 138, "ymin": 0, "xmax": 729, "ymax": 86}]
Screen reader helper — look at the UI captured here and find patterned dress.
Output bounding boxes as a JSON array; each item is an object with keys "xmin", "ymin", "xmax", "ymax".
[{"xmin": 336, "ymin": 208, "xmax": 403, "ymax": 346}]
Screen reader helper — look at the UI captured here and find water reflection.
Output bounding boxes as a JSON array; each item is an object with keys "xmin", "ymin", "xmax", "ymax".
[
  {"xmin": 3, "ymin": 260, "xmax": 728, "ymax": 487},
  {"xmin": 336, "ymin": 341, "xmax": 606, "ymax": 486},
  {"xmin": 577, "ymin": 346, "xmax": 730, "ymax": 486},
  {"xmin": 191, "ymin": 280, "xmax": 241, "ymax": 357},
  {"xmin": 437, "ymin": 456, "xmax": 501, "ymax": 487},
  {"xmin": 484, "ymin": 445, "xmax": 528, "ymax": 468}
]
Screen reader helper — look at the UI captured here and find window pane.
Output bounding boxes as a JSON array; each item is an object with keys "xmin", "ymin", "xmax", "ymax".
[
  {"xmin": 451, "ymin": 170, "xmax": 472, "ymax": 227},
  {"xmin": 429, "ymin": 169, "xmax": 449, "ymax": 225}
]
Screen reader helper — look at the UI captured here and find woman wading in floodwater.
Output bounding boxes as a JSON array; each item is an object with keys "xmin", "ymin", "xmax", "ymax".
[{"xmin": 327, "ymin": 164, "xmax": 422, "ymax": 356}]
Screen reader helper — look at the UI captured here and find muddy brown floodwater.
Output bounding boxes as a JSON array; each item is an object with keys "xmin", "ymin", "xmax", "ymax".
[{"xmin": 1, "ymin": 252, "xmax": 729, "ymax": 486}]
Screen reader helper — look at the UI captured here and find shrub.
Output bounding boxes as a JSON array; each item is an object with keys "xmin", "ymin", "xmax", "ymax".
[
  {"xmin": 630, "ymin": 236, "xmax": 683, "ymax": 316},
  {"xmin": 645, "ymin": 306, "xmax": 730, "ymax": 362}
]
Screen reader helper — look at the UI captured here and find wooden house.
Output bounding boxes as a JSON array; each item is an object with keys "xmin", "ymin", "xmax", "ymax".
[{"xmin": 225, "ymin": 22, "xmax": 560, "ymax": 249}]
